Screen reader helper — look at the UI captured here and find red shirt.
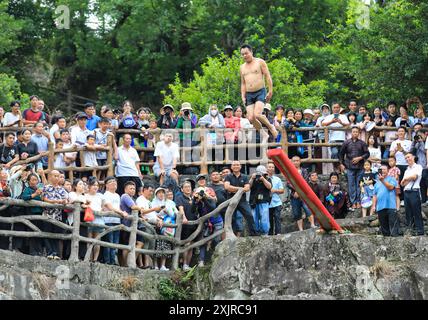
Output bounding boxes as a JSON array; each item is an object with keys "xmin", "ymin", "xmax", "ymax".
[
  {"xmin": 22, "ymin": 108, "xmax": 44, "ymax": 122},
  {"xmin": 224, "ymin": 116, "xmax": 241, "ymax": 143}
]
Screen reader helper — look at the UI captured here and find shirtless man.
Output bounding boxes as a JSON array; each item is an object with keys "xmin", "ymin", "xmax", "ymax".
[{"xmin": 240, "ymin": 44, "xmax": 278, "ymax": 139}]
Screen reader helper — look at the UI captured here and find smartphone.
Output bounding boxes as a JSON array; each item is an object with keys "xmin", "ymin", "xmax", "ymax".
[
  {"xmin": 37, "ymin": 183, "xmax": 44, "ymax": 190},
  {"xmin": 161, "ymin": 205, "xmax": 166, "ymax": 209},
  {"xmin": 334, "ymin": 114, "xmax": 339, "ymax": 119}
]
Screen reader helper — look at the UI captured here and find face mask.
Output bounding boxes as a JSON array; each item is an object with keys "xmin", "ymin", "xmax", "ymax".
[
  {"xmin": 211, "ymin": 110, "xmax": 218, "ymax": 117},
  {"xmin": 322, "ymin": 111, "xmax": 330, "ymax": 117}
]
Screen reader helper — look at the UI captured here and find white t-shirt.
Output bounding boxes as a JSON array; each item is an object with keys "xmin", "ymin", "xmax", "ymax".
[
  {"xmin": 3, "ymin": 112, "xmax": 21, "ymax": 127},
  {"xmin": 368, "ymin": 147, "xmax": 382, "ymax": 172},
  {"xmin": 84, "ymin": 144, "xmax": 99, "ymax": 167},
  {"xmin": 54, "ymin": 153, "xmax": 67, "ymax": 168},
  {"xmin": 390, "ymin": 139, "xmax": 412, "ymax": 166},
  {"xmin": 85, "ymin": 193, "xmax": 105, "ymax": 225},
  {"xmin": 70, "ymin": 125, "xmax": 93, "ymax": 146},
  {"xmin": 68, "ymin": 192, "xmax": 87, "ymax": 225},
  {"xmin": 136, "ymin": 195, "xmax": 158, "ymax": 223},
  {"xmin": 154, "ymin": 141, "xmax": 180, "ymax": 169},
  {"xmin": 103, "ymin": 191, "xmax": 121, "ymax": 224},
  {"xmin": 403, "ymin": 163, "xmax": 423, "ymax": 190},
  {"xmin": 50, "ymin": 124, "xmax": 59, "ymax": 143},
  {"xmin": 94, "ymin": 128, "xmax": 109, "ymax": 160},
  {"xmin": 322, "ymin": 114, "xmax": 350, "ymax": 142},
  {"xmin": 115, "ymin": 145, "xmax": 140, "ymax": 177},
  {"xmin": 62, "ymin": 141, "xmax": 77, "ymax": 162}
]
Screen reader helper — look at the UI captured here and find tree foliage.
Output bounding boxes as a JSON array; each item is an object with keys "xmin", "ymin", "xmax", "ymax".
[
  {"xmin": 163, "ymin": 52, "xmax": 328, "ymax": 115},
  {"xmin": 1, "ymin": 0, "xmax": 428, "ymax": 112}
]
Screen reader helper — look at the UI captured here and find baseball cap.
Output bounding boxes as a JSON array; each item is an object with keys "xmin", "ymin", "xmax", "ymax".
[
  {"xmin": 224, "ymin": 105, "xmax": 233, "ymax": 111},
  {"xmin": 196, "ymin": 174, "xmax": 207, "ymax": 181},
  {"xmin": 76, "ymin": 112, "xmax": 89, "ymax": 119},
  {"xmin": 255, "ymin": 165, "xmax": 268, "ymax": 175}
]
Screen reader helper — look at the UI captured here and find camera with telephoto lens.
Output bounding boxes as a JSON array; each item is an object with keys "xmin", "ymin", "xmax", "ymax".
[
  {"xmin": 184, "ymin": 110, "xmax": 190, "ymax": 117},
  {"xmin": 199, "ymin": 189, "xmax": 205, "ymax": 197},
  {"xmin": 255, "ymin": 174, "xmax": 262, "ymax": 180},
  {"xmin": 414, "ymin": 134, "xmax": 422, "ymax": 142}
]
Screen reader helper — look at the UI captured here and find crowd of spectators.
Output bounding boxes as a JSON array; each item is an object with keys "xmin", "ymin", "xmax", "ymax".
[{"xmin": 0, "ymin": 94, "xmax": 427, "ymax": 271}]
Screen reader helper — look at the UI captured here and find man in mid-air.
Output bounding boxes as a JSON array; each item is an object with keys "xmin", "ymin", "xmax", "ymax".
[{"xmin": 240, "ymin": 44, "xmax": 278, "ymax": 139}]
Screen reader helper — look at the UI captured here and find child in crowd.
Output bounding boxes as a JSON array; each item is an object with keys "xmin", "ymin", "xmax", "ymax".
[
  {"xmin": 54, "ymin": 139, "xmax": 67, "ymax": 168},
  {"xmin": 94, "ymin": 118, "xmax": 111, "ymax": 166},
  {"xmin": 359, "ymin": 160, "xmax": 376, "ymax": 217},
  {"xmin": 387, "ymin": 157, "xmax": 401, "ymax": 210},
  {"xmin": 381, "ymin": 117, "xmax": 397, "ymax": 159},
  {"xmin": 138, "ymin": 108, "xmax": 150, "ymax": 129},
  {"xmin": 104, "ymin": 108, "xmax": 119, "ymax": 131}
]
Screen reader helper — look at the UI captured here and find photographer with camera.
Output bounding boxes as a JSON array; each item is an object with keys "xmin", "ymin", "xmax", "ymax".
[
  {"xmin": 158, "ymin": 104, "xmax": 177, "ymax": 129},
  {"xmin": 249, "ymin": 165, "xmax": 272, "ymax": 235},
  {"xmin": 410, "ymin": 129, "xmax": 427, "ymax": 167},
  {"xmin": 176, "ymin": 102, "xmax": 199, "ymax": 169},
  {"xmin": 370, "ymin": 165, "xmax": 400, "ymax": 237},
  {"xmin": 192, "ymin": 186, "xmax": 221, "ymax": 267}
]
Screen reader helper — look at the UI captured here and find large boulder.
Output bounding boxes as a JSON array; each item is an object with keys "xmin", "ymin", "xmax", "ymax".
[{"xmin": 209, "ymin": 231, "xmax": 428, "ymax": 300}]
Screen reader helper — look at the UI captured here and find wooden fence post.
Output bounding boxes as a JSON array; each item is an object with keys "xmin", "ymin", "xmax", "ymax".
[
  {"xmin": 172, "ymin": 211, "xmax": 183, "ymax": 271},
  {"xmin": 69, "ymin": 203, "xmax": 81, "ymax": 262},
  {"xmin": 200, "ymin": 127, "xmax": 208, "ymax": 175},
  {"xmin": 224, "ymin": 189, "xmax": 243, "ymax": 240},
  {"xmin": 281, "ymin": 127, "xmax": 288, "ymax": 155},
  {"xmin": 48, "ymin": 141, "xmax": 54, "ymax": 172},
  {"xmin": 107, "ymin": 135, "xmax": 114, "ymax": 177},
  {"xmin": 126, "ymin": 210, "xmax": 138, "ymax": 268},
  {"xmin": 324, "ymin": 127, "xmax": 329, "ymax": 143}
]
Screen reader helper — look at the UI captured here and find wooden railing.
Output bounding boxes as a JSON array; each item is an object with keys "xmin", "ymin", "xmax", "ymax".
[
  {"xmin": 0, "ymin": 124, "xmax": 414, "ymax": 176},
  {"xmin": 0, "ymin": 189, "xmax": 243, "ymax": 269}
]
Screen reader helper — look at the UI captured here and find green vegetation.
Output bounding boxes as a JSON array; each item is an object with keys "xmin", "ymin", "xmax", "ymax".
[
  {"xmin": 158, "ymin": 267, "xmax": 196, "ymax": 300},
  {"xmin": 0, "ymin": 1, "xmax": 427, "ymax": 111}
]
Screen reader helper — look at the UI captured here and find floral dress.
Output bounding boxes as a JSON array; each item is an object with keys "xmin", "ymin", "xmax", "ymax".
[{"xmin": 43, "ymin": 185, "xmax": 68, "ymax": 221}]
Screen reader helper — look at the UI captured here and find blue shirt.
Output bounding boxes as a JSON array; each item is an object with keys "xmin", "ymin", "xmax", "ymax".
[
  {"xmin": 374, "ymin": 176, "xmax": 397, "ymax": 211},
  {"xmin": 120, "ymin": 193, "xmax": 135, "ymax": 227},
  {"xmin": 86, "ymin": 114, "xmax": 101, "ymax": 131},
  {"xmin": 31, "ymin": 134, "xmax": 49, "ymax": 166},
  {"xmin": 269, "ymin": 175, "xmax": 284, "ymax": 208}
]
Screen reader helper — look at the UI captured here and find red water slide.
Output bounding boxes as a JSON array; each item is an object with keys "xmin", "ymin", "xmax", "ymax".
[{"xmin": 267, "ymin": 148, "xmax": 343, "ymax": 232}]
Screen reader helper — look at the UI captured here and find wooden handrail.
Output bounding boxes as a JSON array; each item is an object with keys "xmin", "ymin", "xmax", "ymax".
[{"xmin": 0, "ymin": 188, "xmax": 243, "ymax": 270}]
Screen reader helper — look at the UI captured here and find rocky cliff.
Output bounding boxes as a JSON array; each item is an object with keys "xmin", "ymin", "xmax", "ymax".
[
  {"xmin": 0, "ymin": 249, "xmax": 169, "ymax": 300},
  {"xmin": 209, "ymin": 219, "xmax": 428, "ymax": 300}
]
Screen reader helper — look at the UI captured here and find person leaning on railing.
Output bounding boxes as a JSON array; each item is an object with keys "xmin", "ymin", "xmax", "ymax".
[
  {"xmin": 102, "ymin": 176, "xmax": 129, "ymax": 266},
  {"xmin": 42, "ymin": 170, "xmax": 69, "ymax": 260},
  {"xmin": 21, "ymin": 173, "xmax": 44, "ymax": 256},
  {"xmin": 119, "ymin": 181, "xmax": 147, "ymax": 267}
]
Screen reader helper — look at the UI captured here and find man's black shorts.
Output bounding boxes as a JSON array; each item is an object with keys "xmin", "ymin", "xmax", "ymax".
[{"xmin": 245, "ymin": 87, "xmax": 266, "ymax": 106}]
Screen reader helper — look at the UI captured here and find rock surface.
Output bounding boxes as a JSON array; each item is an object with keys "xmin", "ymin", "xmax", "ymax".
[
  {"xmin": 209, "ymin": 230, "xmax": 428, "ymax": 300},
  {"xmin": 0, "ymin": 249, "xmax": 169, "ymax": 300}
]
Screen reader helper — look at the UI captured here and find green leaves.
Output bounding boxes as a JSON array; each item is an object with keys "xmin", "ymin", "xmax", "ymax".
[{"xmin": 163, "ymin": 51, "xmax": 328, "ymax": 115}]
